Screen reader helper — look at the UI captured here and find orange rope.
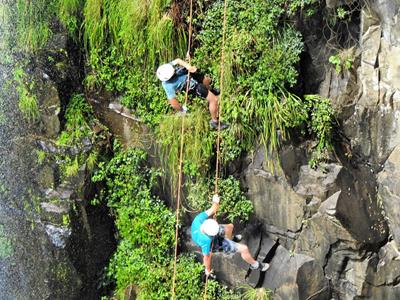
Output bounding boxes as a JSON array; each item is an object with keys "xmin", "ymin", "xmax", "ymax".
[
  {"xmin": 171, "ymin": 0, "xmax": 194, "ymax": 298},
  {"xmin": 203, "ymin": 0, "xmax": 229, "ymax": 298}
]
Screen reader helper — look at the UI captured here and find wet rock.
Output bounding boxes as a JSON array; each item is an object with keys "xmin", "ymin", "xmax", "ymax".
[
  {"xmin": 323, "ymin": 4, "xmax": 400, "ymax": 166},
  {"xmin": 36, "ymin": 140, "xmax": 59, "ymax": 154},
  {"xmin": 45, "ymin": 224, "xmax": 72, "ymax": 248},
  {"xmin": 36, "ymin": 164, "xmax": 56, "ymax": 189},
  {"xmin": 32, "ymin": 72, "xmax": 61, "ymax": 138},
  {"xmin": 108, "ymin": 101, "xmax": 123, "ymax": 113}
]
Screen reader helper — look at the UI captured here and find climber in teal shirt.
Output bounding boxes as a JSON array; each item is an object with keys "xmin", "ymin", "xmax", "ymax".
[{"xmin": 191, "ymin": 194, "xmax": 269, "ymax": 278}]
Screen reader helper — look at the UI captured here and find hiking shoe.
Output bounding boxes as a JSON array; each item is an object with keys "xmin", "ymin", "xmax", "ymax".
[
  {"xmin": 233, "ymin": 234, "xmax": 242, "ymax": 242},
  {"xmin": 259, "ymin": 262, "xmax": 270, "ymax": 272},
  {"xmin": 250, "ymin": 262, "xmax": 270, "ymax": 272},
  {"xmin": 210, "ymin": 120, "xmax": 228, "ymax": 130}
]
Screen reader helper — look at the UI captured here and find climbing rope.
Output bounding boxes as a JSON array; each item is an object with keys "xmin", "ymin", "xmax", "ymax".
[
  {"xmin": 171, "ymin": 0, "xmax": 194, "ymax": 298},
  {"xmin": 203, "ymin": 0, "xmax": 229, "ymax": 298}
]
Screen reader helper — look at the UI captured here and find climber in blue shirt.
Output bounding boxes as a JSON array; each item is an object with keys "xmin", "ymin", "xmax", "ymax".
[
  {"xmin": 156, "ymin": 58, "xmax": 227, "ymax": 130},
  {"xmin": 191, "ymin": 194, "xmax": 269, "ymax": 278}
]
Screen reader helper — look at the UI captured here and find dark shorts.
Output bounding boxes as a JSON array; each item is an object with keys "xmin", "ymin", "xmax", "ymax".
[
  {"xmin": 212, "ymin": 226, "xmax": 239, "ymax": 254},
  {"xmin": 177, "ymin": 67, "xmax": 209, "ymax": 99},
  {"xmin": 189, "ymin": 72, "xmax": 209, "ymax": 99}
]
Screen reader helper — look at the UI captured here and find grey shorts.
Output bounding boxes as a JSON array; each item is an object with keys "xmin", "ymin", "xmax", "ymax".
[{"xmin": 212, "ymin": 226, "xmax": 239, "ymax": 254}]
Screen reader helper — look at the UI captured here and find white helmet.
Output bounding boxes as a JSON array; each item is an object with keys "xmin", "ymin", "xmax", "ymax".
[
  {"xmin": 201, "ymin": 219, "xmax": 219, "ymax": 236},
  {"xmin": 156, "ymin": 63, "xmax": 175, "ymax": 81}
]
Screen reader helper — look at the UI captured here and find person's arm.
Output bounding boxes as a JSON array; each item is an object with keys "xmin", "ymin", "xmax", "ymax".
[
  {"xmin": 205, "ymin": 194, "xmax": 220, "ymax": 217},
  {"xmin": 172, "ymin": 58, "xmax": 197, "ymax": 73},
  {"xmin": 169, "ymin": 98, "xmax": 183, "ymax": 111}
]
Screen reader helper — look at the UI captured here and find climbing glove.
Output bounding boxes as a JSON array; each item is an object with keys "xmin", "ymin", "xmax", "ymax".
[{"xmin": 212, "ymin": 194, "xmax": 220, "ymax": 204}]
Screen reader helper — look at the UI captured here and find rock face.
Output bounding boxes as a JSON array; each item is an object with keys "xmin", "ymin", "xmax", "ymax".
[
  {"xmin": 0, "ymin": 26, "xmax": 115, "ymax": 299},
  {"xmin": 221, "ymin": 1, "xmax": 400, "ymax": 299}
]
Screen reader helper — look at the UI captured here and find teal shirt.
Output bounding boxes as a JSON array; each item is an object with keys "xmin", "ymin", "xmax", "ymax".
[
  {"xmin": 161, "ymin": 62, "xmax": 197, "ymax": 99},
  {"xmin": 191, "ymin": 212, "xmax": 213, "ymax": 255},
  {"xmin": 162, "ymin": 73, "xmax": 188, "ymax": 100}
]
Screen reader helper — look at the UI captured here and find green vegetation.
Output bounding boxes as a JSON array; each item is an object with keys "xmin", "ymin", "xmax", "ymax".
[
  {"xmin": 242, "ymin": 286, "xmax": 273, "ymax": 300},
  {"xmin": 0, "ymin": 225, "xmax": 13, "ymax": 258},
  {"xmin": 36, "ymin": 149, "xmax": 46, "ymax": 165},
  {"xmin": 193, "ymin": 0, "xmax": 308, "ymax": 160},
  {"xmin": 92, "ymin": 145, "xmax": 240, "ymax": 299},
  {"xmin": 56, "ymin": 94, "xmax": 107, "ymax": 179},
  {"xmin": 157, "ymin": 105, "xmax": 213, "ymax": 186},
  {"xmin": 57, "ymin": 94, "xmax": 94, "ymax": 146},
  {"xmin": 14, "ymin": 0, "xmax": 57, "ymax": 52},
  {"xmin": 304, "ymin": 95, "xmax": 334, "ymax": 168},
  {"xmin": 58, "ymin": 0, "xmax": 83, "ymax": 37},
  {"xmin": 329, "ymin": 48, "xmax": 355, "ymax": 73},
  {"xmin": 187, "ymin": 176, "xmax": 253, "ymax": 223},
  {"xmin": 83, "ymin": 0, "xmax": 186, "ymax": 124},
  {"xmin": 14, "ymin": 68, "xmax": 40, "ymax": 122}
]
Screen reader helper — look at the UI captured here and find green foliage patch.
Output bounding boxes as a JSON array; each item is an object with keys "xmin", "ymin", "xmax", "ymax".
[
  {"xmin": 58, "ymin": 0, "xmax": 83, "ymax": 37},
  {"xmin": 56, "ymin": 94, "xmax": 106, "ymax": 179},
  {"xmin": 193, "ymin": 0, "xmax": 308, "ymax": 158},
  {"xmin": 13, "ymin": 68, "xmax": 40, "ymax": 122},
  {"xmin": 0, "ymin": 225, "xmax": 13, "ymax": 258},
  {"xmin": 83, "ymin": 0, "xmax": 186, "ymax": 123},
  {"xmin": 14, "ymin": 0, "xmax": 57, "ymax": 52},
  {"xmin": 186, "ymin": 176, "xmax": 253, "ymax": 223}
]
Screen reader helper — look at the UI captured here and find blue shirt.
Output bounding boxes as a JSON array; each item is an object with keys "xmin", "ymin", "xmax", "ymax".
[
  {"xmin": 161, "ymin": 63, "xmax": 197, "ymax": 100},
  {"xmin": 191, "ymin": 212, "xmax": 213, "ymax": 255}
]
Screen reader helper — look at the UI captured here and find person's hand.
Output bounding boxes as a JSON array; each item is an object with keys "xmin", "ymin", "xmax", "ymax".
[
  {"xmin": 205, "ymin": 269, "xmax": 216, "ymax": 279},
  {"xmin": 186, "ymin": 51, "xmax": 191, "ymax": 61},
  {"xmin": 212, "ymin": 194, "xmax": 220, "ymax": 204},
  {"xmin": 187, "ymin": 65, "xmax": 197, "ymax": 73},
  {"xmin": 176, "ymin": 105, "xmax": 188, "ymax": 116}
]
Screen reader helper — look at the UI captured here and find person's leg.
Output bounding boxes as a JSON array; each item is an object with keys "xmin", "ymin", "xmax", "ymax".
[
  {"xmin": 237, "ymin": 243, "xmax": 257, "ymax": 265},
  {"xmin": 221, "ymin": 224, "xmax": 234, "ymax": 240},
  {"xmin": 207, "ymin": 91, "xmax": 218, "ymax": 122},
  {"xmin": 194, "ymin": 83, "xmax": 218, "ymax": 122}
]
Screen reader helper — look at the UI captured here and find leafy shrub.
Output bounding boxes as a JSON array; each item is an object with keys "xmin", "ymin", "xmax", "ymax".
[
  {"xmin": 57, "ymin": 94, "xmax": 94, "ymax": 146},
  {"xmin": 328, "ymin": 48, "xmax": 355, "ymax": 73},
  {"xmin": 304, "ymin": 95, "xmax": 334, "ymax": 168},
  {"xmin": 58, "ymin": 0, "xmax": 83, "ymax": 37},
  {"xmin": 187, "ymin": 176, "xmax": 253, "ymax": 223}
]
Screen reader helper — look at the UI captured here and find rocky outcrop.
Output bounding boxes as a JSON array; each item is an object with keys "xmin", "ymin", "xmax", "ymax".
[
  {"xmin": 378, "ymin": 145, "xmax": 400, "ymax": 246},
  {"xmin": 319, "ymin": 1, "xmax": 400, "ymax": 167}
]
